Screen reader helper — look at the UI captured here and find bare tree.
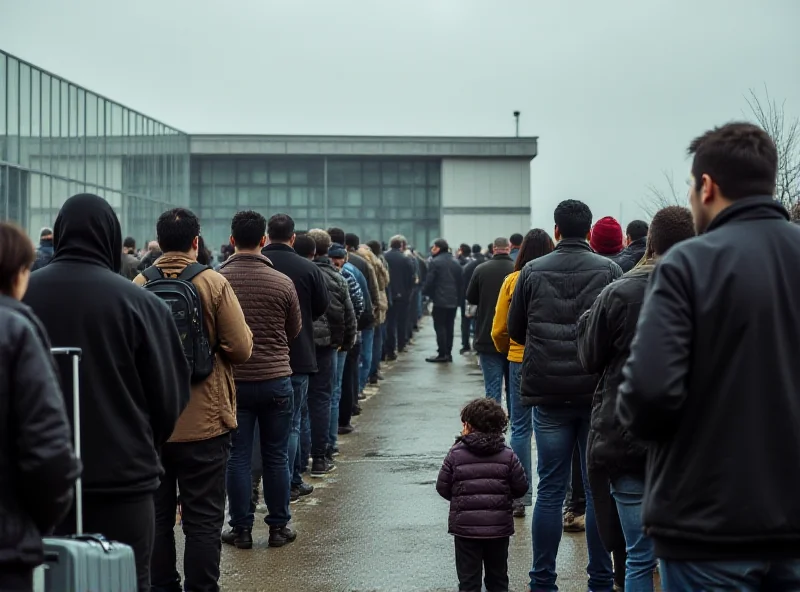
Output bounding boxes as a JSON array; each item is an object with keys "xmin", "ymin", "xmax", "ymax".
[
  {"xmin": 640, "ymin": 170, "xmax": 686, "ymax": 219},
  {"xmin": 745, "ymin": 86, "xmax": 800, "ymax": 210}
]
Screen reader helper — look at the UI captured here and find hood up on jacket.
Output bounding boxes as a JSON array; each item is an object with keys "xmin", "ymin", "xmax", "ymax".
[
  {"xmin": 458, "ymin": 432, "xmax": 507, "ymax": 456},
  {"xmin": 53, "ymin": 193, "xmax": 122, "ymax": 273}
]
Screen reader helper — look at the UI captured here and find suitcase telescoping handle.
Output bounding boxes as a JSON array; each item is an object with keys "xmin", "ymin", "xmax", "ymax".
[{"xmin": 50, "ymin": 347, "xmax": 84, "ymax": 535}]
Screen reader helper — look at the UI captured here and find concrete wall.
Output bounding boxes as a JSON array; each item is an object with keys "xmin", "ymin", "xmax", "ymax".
[{"xmin": 440, "ymin": 158, "xmax": 532, "ymax": 246}]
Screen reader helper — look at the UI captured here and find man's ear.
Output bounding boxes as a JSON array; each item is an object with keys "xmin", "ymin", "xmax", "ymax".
[
  {"xmin": 192, "ymin": 236, "xmax": 200, "ymax": 250},
  {"xmin": 229, "ymin": 235, "xmax": 235, "ymax": 247},
  {"xmin": 554, "ymin": 225, "xmax": 562, "ymax": 242},
  {"xmin": 259, "ymin": 235, "xmax": 267, "ymax": 248}
]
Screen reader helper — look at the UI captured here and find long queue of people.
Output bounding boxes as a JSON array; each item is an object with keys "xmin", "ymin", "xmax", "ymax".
[
  {"xmin": 0, "ymin": 199, "xmax": 428, "ymax": 592},
  {"xmin": 437, "ymin": 121, "xmax": 800, "ymax": 592}
]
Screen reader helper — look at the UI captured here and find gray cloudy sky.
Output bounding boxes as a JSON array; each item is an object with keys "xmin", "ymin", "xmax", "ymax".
[{"xmin": 3, "ymin": 0, "xmax": 799, "ymax": 226}]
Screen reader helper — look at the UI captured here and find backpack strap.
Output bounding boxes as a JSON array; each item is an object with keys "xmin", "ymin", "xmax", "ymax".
[
  {"xmin": 178, "ymin": 262, "xmax": 210, "ymax": 283},
  {"xmin": 142, "ymin": 266, "xmax": 164, "ymax": 283}
]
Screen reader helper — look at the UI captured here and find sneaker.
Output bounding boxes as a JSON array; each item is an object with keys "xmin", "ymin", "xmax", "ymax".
[
  {"xmin": 268, "ymin": 525, "xmax": 297, "ymax": 548},
  {"xmin": 331, "ymin": 446, "xmax": 340, "ymax": 457},
  {"xmin": 563, "ymin": 511, "xmax": 586, "ymax": 532},
  {"xmin": 292, "ymin": 482, "xmax": 314, "ymax": 497},
  {"xmin": 358, "ymin": 391, "xmax": 367, "ymax": 400},
  {"xmin": 290, "ymin": 488, "xmax": 300, "ymax": 504},
  {"xmin": 221, "ymin": 527, "xmax": 253, "ymax": 549},
  {"xmin": 512, "ymin": 500, "xmax": 526, "ymax": 518},
  {"xmin": 376, "ymin": 372, "xmax": 385, "ymax": 380},
  {"xmin": 426, "ymin": 355, "xmax": 448, "ymax": 363},
  {"xmin": 352, "ymin": 404, "xmax": 362, "ymax": 416},
  {"xmin": 386, "ymin": 353, "xmax": 397, "ymax": 361},
  {"xmin": 338, "ymin": 424, "xmax": 354, "ymax": 435},
  {"xmin": 310, "ymin": 457, "xmax": 336, "ymax": 478},
  {"xmin": 459, "ymin": 347, "xmax": 471, "ymax": 355},
  {"xmin": 446, "ymin": 355, "xmax": 453, "ymax": 363},
  {"xmin": 368, "ymin": 375, "xmax": 379, "ymax": 385}
]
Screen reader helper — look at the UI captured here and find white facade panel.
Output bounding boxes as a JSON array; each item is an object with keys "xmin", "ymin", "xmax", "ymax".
[
  {"xmin": 441, "ymin": 158, "xmax": 530, "ymax": 208},
  {"xmin": 442, "ymin": 213, "xmax": 531, "ymax": 248}
]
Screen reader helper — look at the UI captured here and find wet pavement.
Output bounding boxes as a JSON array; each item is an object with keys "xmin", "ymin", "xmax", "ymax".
[{"xmin": 176, "ymin": 320, "xmax": 591, "ymax": 591}]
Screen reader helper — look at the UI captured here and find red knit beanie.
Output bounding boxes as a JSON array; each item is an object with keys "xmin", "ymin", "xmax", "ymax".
[{"xmin": 590, "ymin": 216, "xmax": 623, "ymax": 255}]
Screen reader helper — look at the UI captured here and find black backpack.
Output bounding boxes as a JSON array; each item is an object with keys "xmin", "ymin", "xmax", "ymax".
[{"xmin": 142, "ymin": 263, "xmax": 215, "ymax": 383}]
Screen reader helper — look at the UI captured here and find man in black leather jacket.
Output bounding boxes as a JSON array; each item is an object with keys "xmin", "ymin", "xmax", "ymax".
[
  {"xmin": 508, "ymin": 200, "xmax": 619, "ymax": 592},
  {"xmin": 612, "ymin": 220, "xmax": 648, "ymax": 273},
  {"xmin": 618, "ymin": 123, "xmax": 800, "ymax": 590},
  {"xmin": 424, "ymin": 239, "xmax": 463, "ymax": 363}
]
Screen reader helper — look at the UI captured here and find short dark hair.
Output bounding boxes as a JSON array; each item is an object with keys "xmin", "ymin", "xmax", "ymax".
[
  {"xmin": 293, "ymin": 234, "xmax": 316, "ymax": 258},
  {"xmin": 327, "ymin": 227, "xmax": 345, "ymax": 245},
  {"xmin": 268, "ymin": 213, "xmax": 295, "ymax": 242},
  {"xmin": 123, "ymin": 236, "xmax": 136, "ymax": 250},
  {"xmin": 367, "ymin": 240, "xmax": 382, "ymax": 256},
  {"xmin": 434, "ymin": 238, "xmax": 450, "ymax": 252},
  {"xmin": 307, "ymin": 229, "xmax": 332, "ymax": 256},
  {"xmin": 554, "ymin": 199, "xmax": 592, "ymax": 239},
  {"xmin": 460, "ymin": 398, "xmax": 508, "ymax": 435},
  {"xmin": 345, "ymin": 233, "xmax": 360, "ymax": 249},
  {"xmin": 689, "ymin": 122, "xmax": 777, "ymax": 200},
  {"xmin": 458, "ymin": 243, "xmax": 470, "ymax": 255},
  {"xmin": 509, "ymin": 233, "xmax": 524, "ymax": 247},
  {"xmin": 156, "ymin": 208, "xmax": 201, "ymax": 253},
  {"xmin": 648, "ymin": 206, "xmax": 695, "ymax": 258},
  {"xmin": 515, "ymin": 228, "xmax": 555, "ymax": 272},
  {"xmin": 625, "ymin": 220, "xmax": 649, "ymax": 241},
  {"xmin": 231, "ymin": 210, "xmax": 266, "ymax": 249},
  {"xmin": 471, "ymin": 243, "xmax": 482, "ymax": 254},
  {"xmin": 0, "ymin": 222, "xmax": 35, "ymax": 296}
]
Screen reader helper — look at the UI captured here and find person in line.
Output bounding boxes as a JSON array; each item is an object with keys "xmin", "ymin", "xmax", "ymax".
[
  {"xmin": 137, "ymin": 240, "xmax": 162, "ymax": 271},
  {"xmin": 219, "ymin": 211, "xmax": 301, "ymax": 550},
  {"xmin": 590, "ymin": 216, "xmax": 625, "ymax": 260},
  {"xmin": 619, "ymin": 122, "xmax": 800, "ymax": 590},
  {"xmin": 491, "ymin": 228, "xmax": 554, "ymax": 518},
  {"xmin": 0, "ymin": 222, "xmax": 80, "ymax": 592},
  {"xmin": 404, "ymin": 247, "xmax": 421, "ymax": 344},
  {"xmin": 262, "ymin": 214, "xmax": 330, "ymax": 501},
  {"xmin": 456, "ymin": 243, "xmax": 472, "ymax": 267},
  {"xmin": 365, "ymin": 240, "xmax": 391, "ymax": 383},
  {"xmin": 578, "ymin": 206, "xmax": 695, "ymax": 592},
  {"xmin": 121, "ymin": 236, "xmax": 140, "ymax": 279},
  {"xmin": 383, "ymin": 235, "xmax": 416, "ymax": 360},
  {"xmin": 424, "ymin": 238, "xmax": 463, "ymax": 363},
  {"xmin": 436, "ymin": 398, "xmax": 528, "ymax": 592},
  {"xmin": 412, "ymin": 248, "xmax": 429, "ymax": 324},
  {"xmin": 134, "ymin": 207, "xmax": 253, "ymax": 592},
  {"xmin": 471, "ymin": 244, "xmax": 487, "ymax": 266},
  {"xmin": 466, "ymin": 237, "xmax": 515, "ymax": 410},
  {"xmin": 25, "ymin": 194, "xmax": 190, "ymax": 592},
  {"xmin": 613, "ymin": 220, "xmax": 648, "ymax": 272},
  {"xmin": 509, "ymin": 233, "xmax": 523, "ymax": 262},
  {"xmin": 459, "ymin": 249, "xmax": 481, "ymax": 356},
  {"xmin": 329, "ymin": 243, "xmax": 365, "ymax": 446},
  {"xmin": 31, "ymin": 227, "xmax": 54, "ymax": 271},
  {"xmin": 508, "ymin": 199, "xmax": 619, "ymax": 592},
  {"xmin": 306, "ymin": 229, "xmax": 357, "ymax": 478}
]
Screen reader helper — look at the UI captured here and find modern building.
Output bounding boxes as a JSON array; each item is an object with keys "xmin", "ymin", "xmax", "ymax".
[{"xmin": 1, "ymin": 49, "xmax": 537, "ymax": 253}]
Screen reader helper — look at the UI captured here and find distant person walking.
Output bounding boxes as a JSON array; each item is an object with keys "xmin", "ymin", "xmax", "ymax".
[
  {"xmin": 424, "ymin": 239, "xmax": 462, "ymax": 363},
  {"xmin": 31, "ymin": 227, "xmax": 54, "ymax": 271}
]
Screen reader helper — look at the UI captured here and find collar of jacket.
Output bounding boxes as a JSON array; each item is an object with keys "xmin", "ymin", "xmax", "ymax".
[
  {"xmin": 219, "ymin": 252, "xmax": 273, "ymax": 270},
  {"xmin": 434, "ymin": 251, "xmax": 453, "ymax": 259},
  {"xmin": 0, "ymin": 294, "xmax": 32, "ymax": 317},
  {"xmin": 262, "ymin": 242, "xmax": 294, "ymax": 254},
  {"xmin": 491, "ymin": 253, "xmax": 512, "ymax": 261},
  {"xmin": 629, "ymin": 237, "xmax": 647, "ymax": 248},
  {"xmin": 157, "ymin": 252, "xmax": 198, "ymax": 268},
  {"xmin": 314, "ymin": 255, "xmax": 337, "ymax": 269},
  {"xmin": 554, "ymin": 237, "xmax": 592, "ymax": 252},
  {"xmin": 706, "ymin": 195, "xmax": 789, "ymax": 233}
]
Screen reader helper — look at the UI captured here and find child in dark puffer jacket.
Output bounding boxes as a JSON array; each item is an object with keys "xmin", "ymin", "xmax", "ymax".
[{"xmin": 436, "ymin": 398, "xmax": 528, "ymax": 592}]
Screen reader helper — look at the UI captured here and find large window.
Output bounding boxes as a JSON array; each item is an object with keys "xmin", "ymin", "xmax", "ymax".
[{"xmin": 191, "ymin": 156, "xmax": 441, "ymax": 253}]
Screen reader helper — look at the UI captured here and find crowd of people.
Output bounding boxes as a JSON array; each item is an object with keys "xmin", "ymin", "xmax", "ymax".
[{"xmin": 2, "ymin": 121, "xmax": 800, "ymax": 592}]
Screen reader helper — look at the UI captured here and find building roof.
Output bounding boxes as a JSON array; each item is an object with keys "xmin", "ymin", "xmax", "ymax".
[{"xmin": 190, "ymin": 134, "xmax": 538, "ymax": 159}]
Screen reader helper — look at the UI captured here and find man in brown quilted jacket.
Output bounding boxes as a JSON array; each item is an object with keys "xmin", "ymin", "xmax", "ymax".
[{"xmin": 217, "ymin": 211, "xmax": 301, "ymax": 551}]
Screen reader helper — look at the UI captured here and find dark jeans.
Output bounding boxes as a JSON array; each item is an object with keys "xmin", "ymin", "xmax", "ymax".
[
  {"xmin": 370, "ymin": 323, "xmax": 384, "ymax": 377},
  {"xmin": 308, "ymin": 347, "xmax": 335, "ymax": 459},
  {"xmin": 661, "ymin": 559, "xmax": 800, "ymax": 591},
  {"xmin": 454, "ymin": 536, "xmax": 510, "ymax": 592},
  {"xmin": 565, "ymin": 445, "xmax": 586, "ymax": 515},
  {"xmin": 432, "ymin": 306, "xmax": 458, "ymax": 357},
  {"xmin": 228, "ymin": 378, "xmax": 293, "ymax": 529},
  {"xmin": 297, "ymin": 392, "xmax": 311, "ymax": 484},
  {"xmin": 407, "ymin": 288, "xmax": 419, "ymax": 339},
  {"xmin": 460, "ymin": 304, "xmax": 472, "ymax": 350},
  {"xmin": 288, "ymin": 374, "xmax": 310, "ymax": 487},
  {"xmin": 57, "ymin": 493, "xmax": 155, "ymax": 592},
  {"xmin": 339, "ymin": 342, "xmax": 361, "ymax": 428},
  {"xmin": 386, "ymin": 298, "xmax": 410, "ymax": 355},
  {"xmin": 151, "ymin": 434, "xmax": 230, "ymax": 592}
]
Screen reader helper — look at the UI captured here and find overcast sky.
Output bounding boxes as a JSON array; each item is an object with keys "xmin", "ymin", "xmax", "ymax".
[{"xmin": 3, "ymin": 0, "xmax": 798, "ymax": 226}]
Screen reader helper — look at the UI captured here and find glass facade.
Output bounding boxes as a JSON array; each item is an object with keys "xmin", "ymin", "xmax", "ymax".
[
  {"xmin": 0, "ymin": 50, "xmax": 189, "ymax": 243},
  {"xmin": 191, "ymin": 157, "xmax": 441, "ymax": 253}
]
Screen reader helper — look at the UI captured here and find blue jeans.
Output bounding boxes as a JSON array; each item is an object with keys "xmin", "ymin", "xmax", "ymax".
[
  {"xmin": 308, "ymin": 347, "xmax": 334, "ymax": 459},
  {"xmin": 288, "ymin": 374, "xmax": 309, "ymax": 488},
  {"xmin": 530, "ymin": 406, "xmax": 614, "ymax": 592},
  {"xmin": 227, "ymin": 378, "xmax": 293, "ymax": 529},
  {"xmin": 297, "ymin": 396, "xmax": 311, "ymax": 483},
  {"xmin": 508, "ymin": 361, "xmax": 532, "ymax": 505},
  {"xmin": 610, "ymin": 475, "xmax": 656, "ymax": 592},
  {"xmin": 661, "ymin": 559, "xmax": 800, "ymax": 591},
  {"xmin": 370, "ymin": 324, "xmax": 384, "ymax": 377},
  {"xmin": 359, "ymin": 328, "xmax": 374, "ymax": 393},
  {"xmin": 329, "ymin": 349, "xmax": 348, "ymax": 449},
  {"xmin": 480, "ymin": 353, "xmax": 510, "ymax": 417}
]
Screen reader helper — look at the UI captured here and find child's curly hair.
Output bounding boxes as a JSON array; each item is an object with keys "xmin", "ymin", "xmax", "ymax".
[{"xmin": 460, "ymin": 398, "xmax": 508, "ymax": 434}]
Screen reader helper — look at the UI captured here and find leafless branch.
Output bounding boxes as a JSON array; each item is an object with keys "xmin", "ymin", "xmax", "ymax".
[
  {"xmin": 640, "ymin": 170, "xmax": 686, "ymax": 219},
  {"xmin": 745, "ymin": 85, "xmax": 800, "ymax": 211}
]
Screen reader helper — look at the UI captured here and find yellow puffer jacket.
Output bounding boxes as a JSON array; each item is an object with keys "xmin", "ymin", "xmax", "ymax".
[{"xmin": 491, "ymin": 270, "xmax": 524, "ymax": 363}]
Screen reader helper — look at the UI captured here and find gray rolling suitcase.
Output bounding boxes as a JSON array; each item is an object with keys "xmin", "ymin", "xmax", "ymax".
[{"xmin": 34, "ymin": 347, "xmax": 138, "ymax": 592}]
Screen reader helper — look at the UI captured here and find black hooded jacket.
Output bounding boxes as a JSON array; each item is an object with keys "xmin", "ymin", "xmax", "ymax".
[
  {"xmin": 23, "ymin": 194, "xmax": 190, "ymax": 496},
  {"xmin": 611, "ymin": 237, "xmax": 646, "ymax": 273}
]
